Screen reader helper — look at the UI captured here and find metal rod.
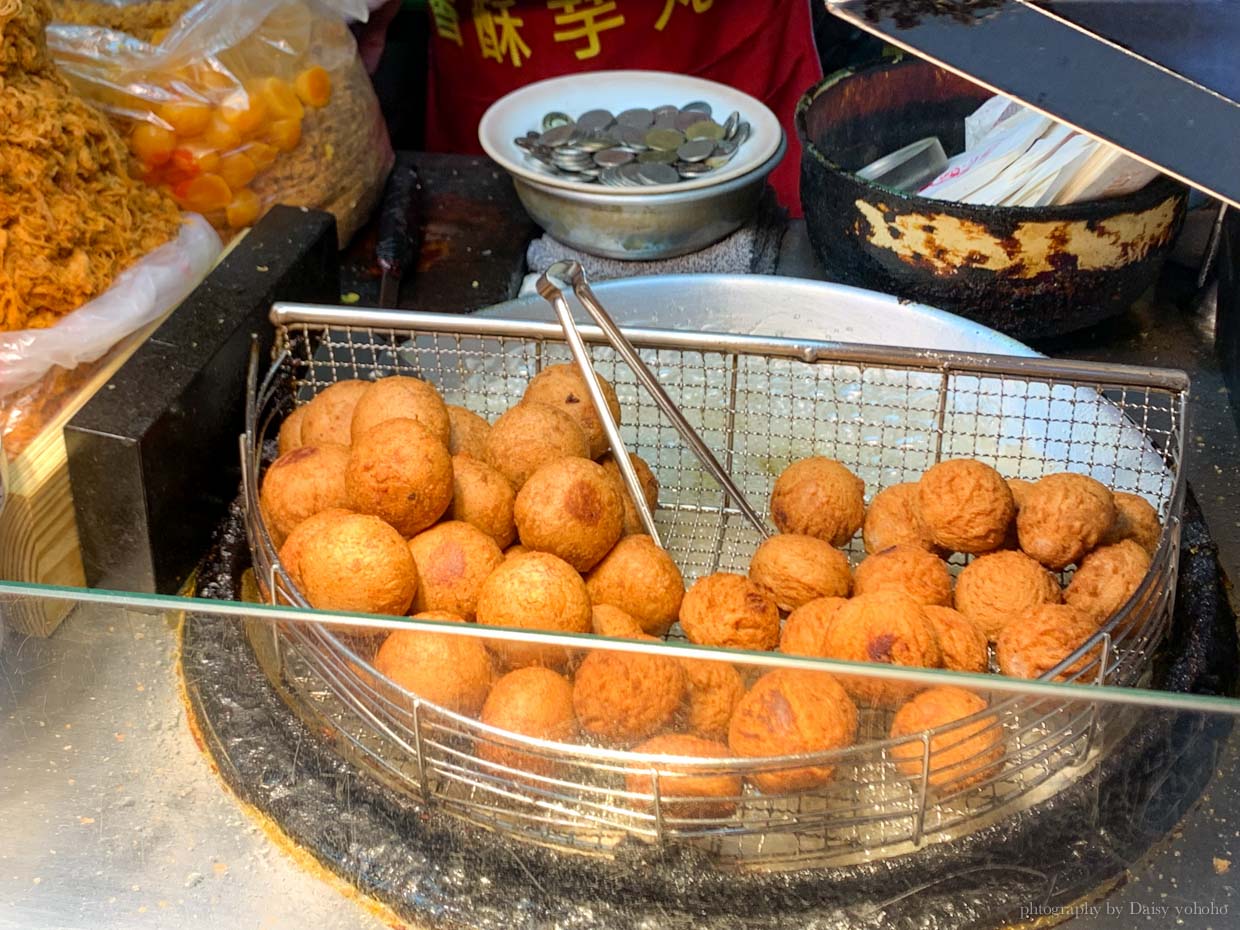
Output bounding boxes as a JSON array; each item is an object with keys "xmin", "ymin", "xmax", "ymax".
[
  {"xmin": 539, "ymin": 262, "xmax": 770, "ymax": 538},
  {"xmin": 1198, "ymin": 202, "xmax": 1228, "ymax": 290},
  {"xmin": 913, "ymin": 733, "xmax": 931, "ymax": 846},
  {"xmin": 535, "ymin": 268, "xmax": 661, "ymax": 544}
]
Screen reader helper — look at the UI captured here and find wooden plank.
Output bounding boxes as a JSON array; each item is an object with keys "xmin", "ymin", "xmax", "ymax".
[{"xmin": 0, "ymin": 229, "xmax": 249, "ymax": 637}]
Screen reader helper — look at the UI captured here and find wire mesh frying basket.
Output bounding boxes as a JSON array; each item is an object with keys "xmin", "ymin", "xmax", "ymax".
[{"xmin": 241, "ymin": 302, "xmax": 1188, "ymax": 870}]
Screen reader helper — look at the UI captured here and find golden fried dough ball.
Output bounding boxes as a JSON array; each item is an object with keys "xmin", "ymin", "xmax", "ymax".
[
  {"xmin": 923, "ymin": 606, "xmax": 989, "ymax": 674},
  {"xmin": 297, "ymin": 512, "xmax": 418, "ymax": 615},
  {"xmin": 821, "ymin": 591, "xmax": 943, "ymax": 707},
  {"xmin": 277, "ymin": 405, "xmax": 307, "ymax": 457},
  {"xmin": 260, "ymin": 444, "xmax": 350, "ymax": 546},
  {"xmin": 299, "ymin": 380, "xmax": 368, "ymax": 447},
  {"xmin": 591, "ymin": 604, "xmax": 647, "ymax": 639},
  {"xmin": 779, "ymin": 597, "xmax": 847, "ymax": 657},
  {"xmin": 1017, "ymin": 473, "xmax": 1116, "ymax": 570},
  {"xmin": 853, "ymin": 544, "xmax": 952, "ymax": 607},
  {"xmin": 478, "ymin": 667, "xmax": 577, "ymax": 780},
  {"xmin": 483, "ymin": 402, "xmax": 591, "ymax": 491},
  {"xmin": 1064, "ymin": 539, "xmax": 1151, "ymax": 627},
  {"xmin": 599, "ymin": 452, "xmax": 659, "ymax": 536},
  {"xmin": 514, "ymin": 457, "xmax": 624, "ymax": 571},
  {"xmin": 863, "ymin": 483, "xmax": 941, "ymax": 555},
  {"xmin": 728, "ymin": 669, "xmax": 858, "ymax": 793},
  {"xmin": 890, "ymin": 687, "xmax": 1003, "ymax": 790},
  {"xmin": 572, "ymin": 647, "xmax": 685, "ymax": 744},
  {"xmin": 503, "ymin": 544, "xmax": 531, "ymax": 560},
  {"xmin": 446, "ymin": 404, "xmax": 491, "ymax": 460},
  {"xmin": 407, "ymin": 521, "xmax": 504, "ymax": 620},
  {"xmin": 374, "ymin": 625, "xmax": 492, "ymax": 716},
  {"xmin": 1102, "ymin": 492, "xmax": 1162, "ymax": 555},
  {"xmin": 680, "ymin": 659, "xmax": 745, "ymax": 741},
  {"xmin": 747, "ymin": 534, "xmax": 851, "ymax": 612},
  {"xmin": 410, "ymin": 610, "xmax": 468, "ymax": 622},
  {"xmin": 277, "ymin": 507, "xmax": 353, "ymax": 593},
  {"xmin": 996, "ymin": 603, "xmax": 1103, "ymax": 681},
  {"xmin": 627, "ymin": 734, "xmax": 741, "ymax": 819},
  {"xmin": 350, "ymin": 376, "xmax": 451, "ymax": 446},
  {"xmin": 953, "ymin": 550, "xmax": 1062, "ymax": 640},
  {"xmin": 679, "ymin": 573, "xmax": 780, "ymax": 652},
  {"xmin": 345, "ymin": 418, "xmax": 454, "ymax": 537},
  {"xmin": 769, "ymin": 457, "xmax": 866, "ymax": 547},
  {"xmin": 1007, "ymin": 478, "xmax": 1033, "ymax": 510},
  {"xmin": 1000, "ymin": 478, "xmax": 1034, "ymax": 548},
  {"xmin": 448, "ymin": 454, "xmax": 516, "ymax": 549},
  {"xmin": 585, "ymin": 535, "xmax": 685, "ymax": 637},
  {"xmin": 523, "ymin": 362, "xmax": 622, "ymax": 459},
  {"xmin": 475, "ymin": 552, "xmax": 592, "ymax": 669},
  {"xmin": 917, "ymin": 459, "xmax": 1015, "ymax": 554}
]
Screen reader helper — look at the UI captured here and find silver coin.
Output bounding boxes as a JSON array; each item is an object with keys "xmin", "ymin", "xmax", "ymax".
[
  {"xmin": 594, "ymin": 148, "xmax": 635, "ymax": 167},
  {"xmin": 678, "ymin": 162, "xmax": 714, "ymax": 178},
  {"xmin": 577, "ymin": 109, "xmax": 615, "ymax": 132},
  {"xmin": 619, "ymin": 162, "xmax": 644, "ymax": 183},
  {"xmin": 617, "ymin": 125, "xmax": 649, "ymax": 149},
  {"xmin": 652, "ymin": 115, "xmax": 677, "ymax": 132},
  {"xmin": 525, "ymin": 155, "xmax": 574, "ymax": 177},
  {"xmin": 652, "ymin": 104, "xmax": 679, "ymax": 121},
  {"xmin": 637, "ymin": 148, "xmax": 678, "ymax": 164},
  {"xmin": 682, "ymin": 100, "xmax": 712, "ymax": 116},
  {"xmin": 637, "ymin": 163, "xmax": 679, "ymax": 185},
  {"xmin": 542, "ymin": 111, "xmax": 573, "ymax": 130},
  {"xmin": 538, "ymin": 124, "xmax": 576, "ymax": 147},
  {"xmin": 577, "ymin": 135, "xmax": 618, "ymax": 152},
  {"xmin": 722, "ymin": 111, "xmax": 740, "ymax": 139},
  {"xmin": 674, "ymin": 109, "xmax": 702, "ymax": 132},
  {"xmin": 705, "ymin": 144, "xmax": 737, "ymax": 169},
  {"xmin": 616, "ymin": 107, "xmax": 653, "ymax": 129},
  {"xmin": 677, "ymin": 139, "xmax": 715, "ymax": 162},
  {"xmin": 733, "ymin": 121, "xmax": 751, "ymax": 145}
]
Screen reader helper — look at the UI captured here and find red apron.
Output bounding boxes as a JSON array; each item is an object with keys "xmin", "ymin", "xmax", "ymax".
[{"xmin": 424, "ymin": 0, "xmax": 821, "ymax": 216}]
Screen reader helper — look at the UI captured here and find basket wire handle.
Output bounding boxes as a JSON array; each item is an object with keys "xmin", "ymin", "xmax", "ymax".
[{"xmin": 536, "ymin": 260, "xmax": 771, "ymax": 540}]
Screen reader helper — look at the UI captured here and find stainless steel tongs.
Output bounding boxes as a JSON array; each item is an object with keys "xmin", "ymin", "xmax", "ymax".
[{"xmin": 536, "ymin": 260, "xmax": 770, "ymax": 547}]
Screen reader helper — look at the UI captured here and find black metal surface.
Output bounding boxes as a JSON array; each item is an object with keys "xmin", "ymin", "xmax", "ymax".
[
  {"xmin": 65, "ymin": 207, "xmax": 340, "ymax": 595},
  {"xmin": 1216, "ymin": 208, "xmax": 1240, "ymax": 436},
  {"xmin": 1036, "ymin": 1, "xmax": 1240, "ymax": 107},
  {"xmin": 796, "ymin": 58, "xmax": 1187, "ymax": 340},
  {"xmin": 376, "ymin": 152, "xmax": 420, "ymax": 308},
  {"xmin": 828, "ymin": 0, "xmax": 1240, "ymax": 209},
  {"xmin": 182, "ymin": 486, "xmax": 1236, "ymax": 930},
  {"xmin": 339, "ymin": 153, "xmax": 538, "ymax": 312}
]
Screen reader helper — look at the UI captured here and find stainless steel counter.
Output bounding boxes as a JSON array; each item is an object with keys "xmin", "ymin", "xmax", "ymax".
[{"xmin": 0, "ymin": 600, "xmax": 388, "ymax": 930}]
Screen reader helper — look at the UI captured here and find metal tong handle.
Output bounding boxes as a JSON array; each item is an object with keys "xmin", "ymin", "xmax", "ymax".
[{"xmin": 536, "ymin": 261, "xmax": 771, "ymax": 542}]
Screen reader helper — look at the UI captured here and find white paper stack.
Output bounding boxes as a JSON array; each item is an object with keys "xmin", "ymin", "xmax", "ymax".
[{"xmin": 918, "ymin": 96, "xmax": 1160, "ymax": 206}]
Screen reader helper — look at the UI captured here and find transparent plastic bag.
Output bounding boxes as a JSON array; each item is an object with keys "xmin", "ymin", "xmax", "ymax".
[
  {"xmin": 46, "ymin": 0, "xmax": 392, "ymax": 244},
  {"xmin": 0, "ymin": 215, "xmax": 221, "ymax": 457}
]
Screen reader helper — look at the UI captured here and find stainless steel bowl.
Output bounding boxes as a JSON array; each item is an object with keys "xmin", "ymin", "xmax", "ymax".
[{"xmin": 513, "ymin": 134, "xmax": 786, "ymax": 260}]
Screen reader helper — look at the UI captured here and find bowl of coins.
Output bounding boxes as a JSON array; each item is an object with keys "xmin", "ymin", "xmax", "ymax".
[
  {"xmin": 511, "ymin": 133, "xmax": 785, "ymax": 259},
  {"xmin": 478, "ymin": 70, "xmax": 782, "ymax": 196}
]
